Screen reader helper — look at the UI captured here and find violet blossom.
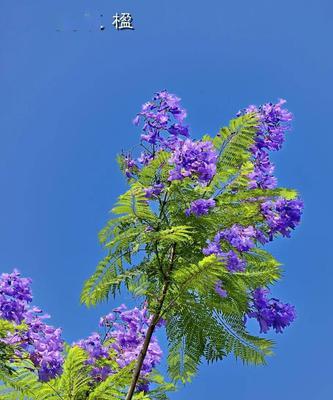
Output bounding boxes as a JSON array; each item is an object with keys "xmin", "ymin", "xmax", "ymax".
[
  {"xmin": 168, "ymin": 139, "xmax": 217, "ymax": 184},
  {"xmin": 185, "ymin": 198, "xmax": 216, "ymax": 216},
  {"xmin": 247, "ymin": 287, "xmax": 296, "ymax": 333},
  {"xmin": 0, "ymin": 270, "xmax": 64, "ymax": 381}
]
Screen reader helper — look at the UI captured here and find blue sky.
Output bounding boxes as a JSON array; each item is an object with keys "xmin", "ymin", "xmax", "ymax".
[{"xmin": 0, "ymin": 0, "xmax": 332, "ymax": 398}]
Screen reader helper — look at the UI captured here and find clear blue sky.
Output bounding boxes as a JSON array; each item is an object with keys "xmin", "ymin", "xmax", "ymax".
[{"xmin": 0, "ymin": 1, "xmax": 332, "ymax": 398}]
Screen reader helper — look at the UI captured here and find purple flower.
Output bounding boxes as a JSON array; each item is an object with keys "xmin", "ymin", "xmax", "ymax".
[
  {"xmin": 75, "ymin": 333, "xmax": 109, "ymax": 364},
  {"xmin": 185, "ymin": 198, "xmax": 216, "ymax": 216},
  {"xmin": 168, "ymin": 123, "xmax": 189, "ymax": 137},
  {"xmin": 247, "ymin": 287, "xmax": 296, "ymax": 333},
  {"xmin": 137, "ymin": 382, "xmax": 150, "ymax": 393},
  {"xmin": 0, "ymin": 270, "xmax": 64, "ymax": 381},
  {"xmin": 0, "ymin": 269, "xmax": 32, "ymax": 302},
  {"xmin": 203, "ymin": 243, "xmax": 246, "ymax": 273},
  {"xmin": 144, "ymin": 183, "xmax": 164, "ymax": 199},
  {"xmin": 168, "ymin": 139, "xmax": 217, "ymax": 184},
  {"xmin": 248, "ymin": 150, "xmax": 277, "ymax": 189},
  {"xmin": 134, "ymin": 90, "xmax": 189, "ymax": 153},
  {"xmin": 239, "ymin": 99, "xmax": 292, "ymax": 189},
  {"xmin": 138, "ymin": 152, "xmax": 153, "ymax": 166},
  {"xmin": 108, "ymin": 305, "xmax": 162, "ymax": 377},
  {"xmin": 202, "ymin": 225, "xmax": 259, "ymax": 272},
  {"xmin": 223, "ymin": 250, "xmax": 246, "ymax": 272},
  {"xmin": 91, "ymin": 365, "xmax": 113, "ymax": 382},
  {"xmin": 76, "ymin": 304, "xmax": 162, "ymax": 389},
  {"xmin": 215, "ymin": 280, "xmax": 228, "ymax": 298},
  {"xmin": 242, "ymin": 99, "xmax": 292, "ymax": 152},
  {"xmin": 0, "ymin": 270, "xmax": 32, "ymax": 324},
  {"xmin": 99, "ymin": 313, "xmax": 115, "ymax": 327},
  {"xmin": 134, "ymin": 91, "xmax": 218, "ymax": 189},
  {"xmin": 202, "ymin": 241, "xmax": 221, "ymax": 257},
  {"xmin": 121, "ymin": 153, "xmax": 138, "ymax": 178},
  {"xmin": 261, "ymin": 198, "xmax": 304, "ymax": 239},
  {"xmin": 219, "ymin": 225, "xmax": 257, "ymax": 252},
  {"xmin": 256, "ymin": 99, "xmax": 292, "ymax": 151}
]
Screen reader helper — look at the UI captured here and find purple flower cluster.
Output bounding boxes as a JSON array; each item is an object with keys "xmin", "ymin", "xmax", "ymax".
[
  {"xmin": 144, "ymin": 183, "xmax": 164, "ymax": 199},
  {"xmin": 76, "ymin": 304, "xmax": 162, "ymax": 388},
  {"xmin": 21, "ymin": 308, "xmax": 63, "ymax": 381},
  {"xmin": 248, "ymin": 150, "xmax": 277, "ymax": 189},
  {"xmin": 75, "ymin": 332, "xmax": 112, "ymax": 381},
  {"xmin": 133, "ymin": 90, "xmax": 189, "ymax": 150},
  {"xmin": 247, "ymin": 287, "xmax": 296, "ymax": 333},
  {"xmin": 261, "ymin": 198, "xmax": 304, "ymax": 240},
  {"xmin": 122, "ymin": 153, "xmax": 138, "ymax": 179},
  {"xmin": 168, "ymin": 139, "xmax": 217, "ymax": 184},
  {"xmin": 214, "ymin": 280, "xmax": 228, "ymax": 298},
  {"xmin": 203, "ymin": 225, "xmax": 258, "ymax": 272},
  {"xmin": 241, "ymin": 99, "xmax": 292, "ymax": 189},
  {"xmin": 126, "ymin": 91, "xmax": 219, "ymax": 188},
  {"xmin": 203, "ymin": 240, "xmax": 245, "ymax": 273},
  {"xmin": 248, "ymin": 100, "xmax": 292, "ymax": 152},
  {"xmin": 0, "ymin": 269, "xmax": 32, "ymax": 323},
  {"xmin": 206, "ymin": 247, "xmax": 246, "ymax": 273},
  {"xmin": 0, "ymin": 270, "xmax": 64, "ymax": 381},
  {"xmin": 185, "ymin": 198, "xmax": 216, "ymax": 216},
  {"xmin": 110, "ymin": 305, "xmax": 162, "ymax": 375},
  {"xmin": 219, "ymin": 225, "xmax": 257, "ymax": 252}
]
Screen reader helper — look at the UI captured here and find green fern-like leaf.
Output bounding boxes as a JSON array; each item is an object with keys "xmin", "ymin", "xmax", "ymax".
[
  {"xmin": 211, "ymin": 113, "xmax": 258, "ymax": 188},
  {"xmin": 138, "ymin": 151, "xmax": 170, "ymax": 186},
  {"xmin": 59, "ymin": 346, "xmax": 91, "ymax": 399},
  {"xmin": 112, "ymin": 184, "xmax": 157, "ymax": 222},
  {"xmin": 88, "ymin": 362, "xmax": 134, "ymax": 400},
  {"xmin": 0, "ymin": 360, "xmax": 52, "ymax": 400}
]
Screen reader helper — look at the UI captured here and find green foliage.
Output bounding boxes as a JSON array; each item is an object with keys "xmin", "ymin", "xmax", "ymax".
[
  {"xmin": 145, "ymin": 226, "xmax": 193, "ymax": 244},
  {"xmin": 164, "ymin": 254, "xmax": 276, "ymax": 380},
  {"xmin": 0, "ymin": 359, "xmax": 50, "ymax": 400},
  {"xmin": 138, "ymin": 151, "xmax": 170, "ymax": 186},
  {"xmin": 143, "ymin": 372, "xmax": 176, "ymax": 400},
  {"xmin": 81, "ymin": 254, "xmax": 143, "ymax": 306},
  {"xmin": 0, "ymin": 319, "xmax": 27, "ymax": 376},
  {"xmin": 212, "ymin": 112, "xmax": 258, "ymax": 189},
  {"xmin": 111, "ymin": 183, "xmax": 157, "ymax": 222},
  {"xmin": 0, "ymin": 347, "xmax": 91, "ymax": 400},
  {"xmin": 58, "ymin": 346, "xmax": 91, "ymax": 399},
  {"xmin": 88, "ymin": 362, "xmax": 134, "ymax": 400},
  {"xmin": 0, "ymin": 347, "xmax": 174, "ymax": 400}
]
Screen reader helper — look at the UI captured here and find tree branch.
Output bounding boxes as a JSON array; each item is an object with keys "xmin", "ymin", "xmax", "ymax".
[{"xmin": 125, "ymin": 244, "xmax": 176, "ymax": 400}]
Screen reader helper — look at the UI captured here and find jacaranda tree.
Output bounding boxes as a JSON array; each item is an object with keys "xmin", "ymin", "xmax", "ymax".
[
  {"xmin": 0, "ymin": 91, "xmax": 303, "ymax": 399},
  {"xmin": 81, "ymin": 91, "xmax": 303, "ymax": 399}
]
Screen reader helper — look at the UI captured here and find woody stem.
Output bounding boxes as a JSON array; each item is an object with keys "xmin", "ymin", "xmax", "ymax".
[{"xmin": 125, "ymin": 245, "xmax": 176, "ymax": 400}]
